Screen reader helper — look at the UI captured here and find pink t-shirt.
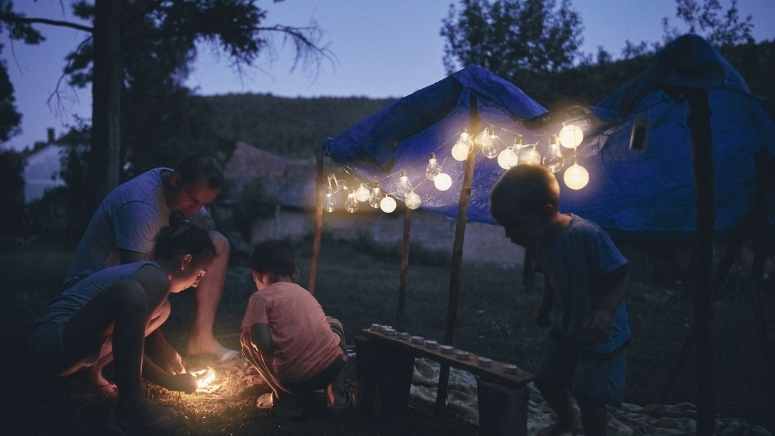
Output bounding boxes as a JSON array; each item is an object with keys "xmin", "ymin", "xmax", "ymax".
[{"xmin": 241, "ymin": 282, "xmax": 343, "ymax": 383}]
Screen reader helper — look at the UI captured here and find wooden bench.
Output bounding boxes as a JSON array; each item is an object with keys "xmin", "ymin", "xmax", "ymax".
[{"xmin": 356, "ymin": 328, "xmax": 534, "ymax": 436}]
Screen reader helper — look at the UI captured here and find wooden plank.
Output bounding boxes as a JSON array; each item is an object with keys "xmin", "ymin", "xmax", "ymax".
[
  {"xmin": 308, "ymin": 145, "xmax": 325, "ymax": 294},
  {"xmin": 396, "ymin": 207, "xmax": 412, "ymax": 329},
  {"xmin": 687, "ymin": 88, "xmax": 716, "ymax": 436},
  {"xmin": 364, "ymin": 329, "xmax": 533, "ymax": 389}
]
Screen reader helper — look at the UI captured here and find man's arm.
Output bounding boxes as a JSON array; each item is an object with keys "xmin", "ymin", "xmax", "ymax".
[
  {"xmin": 584, "ymin": 264, "xmax": 629, "ymax": 343},
  {"xmin": 250, "ymin": 323, "xmax": 273, "ymax": 355},
  {"xmin": 119, "ymin": 249, "xmax": 147, "ymax": 264}
]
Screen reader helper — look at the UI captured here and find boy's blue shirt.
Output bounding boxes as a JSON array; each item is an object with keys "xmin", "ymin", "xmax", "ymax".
[{"xmin": 534, "ymin": 214, "xmax": 632, "ymax": 354}]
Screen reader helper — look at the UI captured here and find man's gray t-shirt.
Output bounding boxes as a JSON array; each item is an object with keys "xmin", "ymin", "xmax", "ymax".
[
  {"xmin": 534, "ymin": 214, "xmax": 631, "ymax": 353},
  {"xmin": 66, "ymin": 168, "xmax": 173, "ymax": 283}
]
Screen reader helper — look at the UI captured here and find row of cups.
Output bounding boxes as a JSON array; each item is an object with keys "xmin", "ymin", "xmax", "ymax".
[{"xmin": 368, "ymin": 324, "xmax": 519, "ymax": 375}]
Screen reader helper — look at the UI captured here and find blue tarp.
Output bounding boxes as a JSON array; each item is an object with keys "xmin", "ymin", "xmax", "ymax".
[{"xmin": 325, "ymin": 36, "xmax": 775, "ymax": 236}]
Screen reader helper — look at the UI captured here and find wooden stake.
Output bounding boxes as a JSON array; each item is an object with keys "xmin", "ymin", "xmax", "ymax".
[
  {"xmin": 687, "ymin": 88, "xmax": 716, "ymax": 436},
  {"xmin": 396, "ymin": 207, "xmax": 412, "ymax": 329},
  {"xmin": 436, "ymin": 93, "xmax": 480, "ymax": 415},
  {"xmin": 308, "ymin": 146, "xmax": 325, "ymax": 294}
]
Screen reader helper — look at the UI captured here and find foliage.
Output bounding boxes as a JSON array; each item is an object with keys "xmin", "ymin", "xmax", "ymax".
[
  {"xmin": 0, "ymin": 147, "xmax": 26, "ymax": 240},
  {"xmin": 441, "ymin": 0, "xmax": 583, "ymax": 99},
  {"xmin": 202, "ymin": 93, "xmax": 395, "ymax": 157},
  {"xmin": 662, "ymin": 0, "xmax": 754, "ymax": 47}
]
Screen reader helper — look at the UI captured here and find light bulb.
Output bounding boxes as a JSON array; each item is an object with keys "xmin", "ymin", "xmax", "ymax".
[
  {"xmin": 481, "ymin": 141, "xmax": 498, "ymax": 159},
  {"xmin": 518, "ymin": 147, "xmax": 542, "ymax": 166},
  {"xmin": 355, "ymin": 183, "xmax": 371, "ymax": 202},
  {"xmin": 380, "ymin": 195, "xmax": 397, "ymax": 213},
  {"xmin": 563, "ymin": 163, "xmax": 589, "ymax": 190},
  {"xmin": 405, "ymin": 191, "xmax": 422, "ymax": 210},
  {"xmin": 433, "ymin": 172, "xmax": 452, "ymax": 191},
  {"xmin": 325, "ymin": 192, "xmax": 335, "ymax": 213},
  {"xmin": 559, "ymin": 124, "xmax": 584, "ymax": 149},
  {"xmin": 368, "ymin": 187, "xmax": 381, "ymax": 208},
  {"xmin": 398, "ymin": 171, "xmax": 411, "ymax": 195},
  {"xmin": 451, "ymin": 140, "xmax": 471, "ymax": 161},
  {"xmin": 497, "ymin": 147, "xmax": 519, "ymax": 169},
  {"xmin": 425, "ymin": 154, "xmax": 440, "ymax": 181},
  {"xmin": 543, "ymin": 140, "xmax": 563, "ymax": 173},
  {"xmin": 345, "ymin": 192, "xmax": 358, "ymax": 213},
  {"xmin": 476, "ymin": 127, "xmax": 493, "ymax": 148}
]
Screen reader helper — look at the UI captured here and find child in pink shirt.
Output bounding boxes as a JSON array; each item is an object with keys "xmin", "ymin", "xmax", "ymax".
[{"xmin": 241, "ymin": 240, "xmax": 347, "ymax": 406}]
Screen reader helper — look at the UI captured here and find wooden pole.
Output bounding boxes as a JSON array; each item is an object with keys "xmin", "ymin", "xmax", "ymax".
[
  {"xmin": 308, "ymin": 145, "xmax": 325, "ymax": 294},
  {"xmin": 686, "ymin": 88, "xmax": 716, "ymax": 436},
  {"xmin": 435, "ymin": 93, "xmax": 480, "ymax": 414},
  {"xmin": 396, "ymin": 207, "xmax": 412, "ymax": 329}
]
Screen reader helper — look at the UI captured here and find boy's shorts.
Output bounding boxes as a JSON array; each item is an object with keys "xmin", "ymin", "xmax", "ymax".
[{"xmin": 537, "ymin": 334, "xmax": 626, "ymax": 406}]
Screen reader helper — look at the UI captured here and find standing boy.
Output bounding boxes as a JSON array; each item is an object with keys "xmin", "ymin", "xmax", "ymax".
[{"xmin": 490, "ymin": 165, "xmax": 631, "ymax": 436}]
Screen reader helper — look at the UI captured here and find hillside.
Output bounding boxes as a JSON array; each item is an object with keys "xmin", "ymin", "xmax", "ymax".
[{"xmin": 199, "ymin": 93, "xmax": 395, "ymax": 158}]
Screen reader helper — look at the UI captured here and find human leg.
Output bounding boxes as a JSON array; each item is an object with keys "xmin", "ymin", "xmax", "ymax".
[
  {"xmin": 535, "ymin": 338, "xmax": 580, "ymax": 435},
  {"xmin": 573, "ymin": 351, "xmax": 626, "ymax": 436},
  {"xmin": 187, "ymin": 230, "xmax": 236, "ymax": 360}
]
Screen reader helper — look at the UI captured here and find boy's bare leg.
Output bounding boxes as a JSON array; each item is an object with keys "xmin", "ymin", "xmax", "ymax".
[
  {"xmin": 536, "ymin": 380, "xmax": 578, "ymax": 434},
  {"xmin": 186, "ymin": 231, "xmax": 235, "ymax": 359},
  {"xmin": 579, "ymin": 401, "xmax": 608, "ymax": 436}
]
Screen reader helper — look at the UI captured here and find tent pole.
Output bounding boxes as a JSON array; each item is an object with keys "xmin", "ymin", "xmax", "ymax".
[
  {"xmin": 396, "ymin": 207, "xmax": 412, "ymax": 329},
  {"xmin": 308, "ymin": 145, "xmax": 325, "ymax": 294},
  {"xmin": 435, "ymin": 93, "xmax": 480, "ymax": 415},
  {"xmin": 687, "ymin": 88, "xmax": 716, "ymax": 436}
]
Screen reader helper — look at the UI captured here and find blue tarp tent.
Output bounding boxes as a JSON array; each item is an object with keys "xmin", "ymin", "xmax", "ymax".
[{"xmin": 325, "ymin": 35, "xmax": 775, "ymax": 237}]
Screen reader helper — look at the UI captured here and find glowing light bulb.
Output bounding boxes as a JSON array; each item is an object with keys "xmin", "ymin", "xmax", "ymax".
[
  {"xmin": 380, "ymin": 195, "xmax": 397, "ymax": 213},
  {"xmin": 481, "ymin": 141, "xmax": 498, "ymax": 159},
  {"xmin": 355, "ymin": 183, "xmax": 371, "ymax": 202},
  {"xmin": 433, "ymin": 172, "xmax": 453, "ymax": 191},
  {"xmin": 497, "ymin": 147, "xmax": 519, "ymax": 169},
  {"xmin": 425, "ymin": 154, "xmax": 441, "ymax": 181},
  {"xmin": 563, "ymin": 163, "xmax": 589, "ymax": 190},
  {"xmin": 397, "ymin": 171, "xmax": 411, "ymax": 195},
  {"xmin": 559, "ymin": 124, "xmax": 584, "ymax": 149},
  {"xmin": 345, "ymin": 192, "xmax": 358, "ymax": 213},
  {"xmin": 368, "ymin": 187, "xmax": 381, "ymax": 209},
  {"xmin": 518, "ymin": 147, "xmax": 542, "ymax": 166},
  {"xmin": 325, "ymin": 191, "xmax": 335, "ymax": 213},
  {"xmin": 405, "ymin": 191, "xmax": 422, "ymax": 210},
  {"xmin": 543, "ymin": 139, "xmax": 563, "ymax": 173},
  {"xmin": 451, "ymin": 140, "xmax": 471, "ymax": 161}
]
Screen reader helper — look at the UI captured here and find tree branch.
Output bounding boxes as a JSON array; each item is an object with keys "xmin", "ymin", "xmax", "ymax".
[{"xmin": 0, "ymin": 13, "xmax": 93, "ymax": 33}]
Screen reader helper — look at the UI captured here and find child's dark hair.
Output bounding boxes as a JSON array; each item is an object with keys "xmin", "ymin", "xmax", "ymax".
[
  {"xmin": 491, "ymin": 164, "xmax": 560, "ymax": 224},
  {"xmin": 175, "ymin": 153, "xmax": 224, "ymax": 190},
  {"xmin": 155, "ymin": 222, "xmax": 217, "ymax": 262},
  {"xmin": 250, "ymin": 240, "xmax": 296, "ymax": 278}
]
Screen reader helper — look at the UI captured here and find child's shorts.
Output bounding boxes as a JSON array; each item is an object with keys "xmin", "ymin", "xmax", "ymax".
[{"xmin": 537, "ymin": 335, "xmax": 626, "ymax": 406}]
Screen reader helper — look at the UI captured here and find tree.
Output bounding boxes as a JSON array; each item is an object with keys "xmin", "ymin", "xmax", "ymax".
[
  {"xmin": 440, "ymin": 0, "xmax": 583, "ymax": 99},
  {"xmin": 0, "ymin": 0, "xmax": 330, "ymax": 209},
  {"xmin": 663, "ymin": 0, "xmax": 754, "ymax": 47}
]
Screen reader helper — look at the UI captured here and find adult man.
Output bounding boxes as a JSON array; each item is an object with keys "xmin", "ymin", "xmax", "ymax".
[{"xmin": 66, "ymin": 154, "xmax": 236, "ymax": 362}]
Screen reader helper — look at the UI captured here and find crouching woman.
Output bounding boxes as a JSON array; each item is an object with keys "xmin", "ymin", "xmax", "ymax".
[{"xmin": 29, "ymin": 222, "xmax": 216, "ymax": 427}]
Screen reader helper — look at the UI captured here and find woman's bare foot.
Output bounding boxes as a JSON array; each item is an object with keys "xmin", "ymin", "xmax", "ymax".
[{"xmin": 88, "ymin": 367, "xmax": 119, "ymax": 401}]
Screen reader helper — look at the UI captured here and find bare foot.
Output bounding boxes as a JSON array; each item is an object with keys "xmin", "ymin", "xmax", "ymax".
[{"xmin": 186, "ymin": 337, "xmax": 238, "ymax": 363}]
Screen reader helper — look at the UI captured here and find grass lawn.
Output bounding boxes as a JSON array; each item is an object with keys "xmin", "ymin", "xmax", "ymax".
[{"xmin": 2, "ymin": 237, "xmax": 773, "ymax": 434}]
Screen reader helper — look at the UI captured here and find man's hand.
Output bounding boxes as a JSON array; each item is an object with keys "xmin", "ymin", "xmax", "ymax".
[
  {"xmin": 581, "ymin": 309, "xmax": 614, "ymax": 344},
  {"xmin": 169, "ymin": 352, "xmax": 186, "ymax": 375}
]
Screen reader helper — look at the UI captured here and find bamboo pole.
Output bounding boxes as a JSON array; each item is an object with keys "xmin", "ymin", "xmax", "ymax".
[
  {"xmin": 308, "ymin": 145, "xmax": 325, "ymax": 294},
  {"xmin": 396, "ymin": 207, "xmax": 412, "ymax": 329},
  {"xmin": 435, "ymin": 93, "xmax": 480, "ymax": 415},
  {"xmin": 687, "ymin": 88, "xmax": 716, "ymax": 436}
]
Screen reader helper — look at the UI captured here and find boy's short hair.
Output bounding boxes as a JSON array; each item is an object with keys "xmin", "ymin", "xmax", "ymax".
[
  {"xmin": 491, "ymin": 164, "xmax": 560, "ymax": 224},
  {"xmin": 175, "ymin": 154, "xmax": 224, "ymax": 190},
  {"xmin": 250, "ymin": 240, "xmax": 296, "ymax": 277}
]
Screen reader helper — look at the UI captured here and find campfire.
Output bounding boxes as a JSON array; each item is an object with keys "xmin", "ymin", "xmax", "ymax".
[{"xmin": 191, "ymin": 367, "xmax": 221, "ymax": 394}]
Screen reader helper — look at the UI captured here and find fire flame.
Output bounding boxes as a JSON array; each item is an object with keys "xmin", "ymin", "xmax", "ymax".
[{"xmin": 191, "ymin": 367, "xmax": 219, "ymax": 393}]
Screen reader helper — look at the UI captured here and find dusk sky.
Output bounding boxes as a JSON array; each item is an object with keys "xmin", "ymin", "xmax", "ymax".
[{"xmin": 3, "ymin": 0, "xmax": 774, "ymax": 151}]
